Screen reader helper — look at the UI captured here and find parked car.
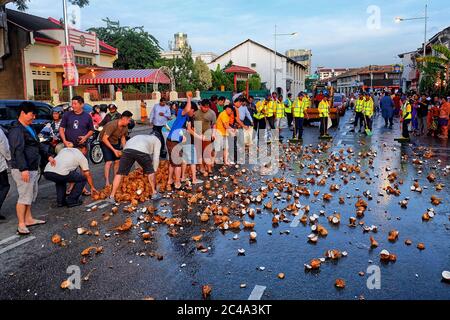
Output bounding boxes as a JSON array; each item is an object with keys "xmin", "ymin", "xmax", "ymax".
[
  {"xmin": 333, "ymin": 93, "xmax": 347, "ymax": 116},
  {"xmin": 0, "ymin": 100, "xmax": 53, "ymax": 133}
]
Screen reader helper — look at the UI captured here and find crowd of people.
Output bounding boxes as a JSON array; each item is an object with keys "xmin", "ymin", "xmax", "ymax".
[
  {"xmin": 348, "ymin": 91, "xmax": 450, "ymax": 140},
  {"xmin": 0, "ymin": 88, "xmax": 448, "ymax": 235}
]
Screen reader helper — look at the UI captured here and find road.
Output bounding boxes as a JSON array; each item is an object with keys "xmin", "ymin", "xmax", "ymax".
[{"xmin": 0, "ymin": 112, "xmax": 449, "ymax": 300}]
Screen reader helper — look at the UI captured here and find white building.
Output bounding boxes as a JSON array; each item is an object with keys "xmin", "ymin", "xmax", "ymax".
[
  {"xmin": 161, "ymin": 51, "xmax": 218, "ymax": 64},
  {"xmin": 209, "ymin": 39, "xmax": 307, "ymax": 96},
  {"xmin": 317, "ymin": 67, "xmax": 350, "ymax": 81}
]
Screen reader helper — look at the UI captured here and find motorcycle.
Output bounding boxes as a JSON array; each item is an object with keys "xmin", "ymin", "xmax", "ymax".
[{"xmin": 88, "ymin": 119, "xmax": 135, "ymax": 165}]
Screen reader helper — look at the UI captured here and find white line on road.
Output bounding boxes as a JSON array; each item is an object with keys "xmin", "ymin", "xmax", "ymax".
[
  {"xmin": 86, "ymin": 200, "xmax": 104, "ymax": 208},
  {"xmin": 98, "ymin": 203, "xmax": 110, "ymax": 209},
  {"xmin": 0, "ymin": 236, "xmax": 36, "ymax": 255},
  {"xmin": 248, "ymin": 285, "xmax": 266, "ymax": 300},
  {"xmin": 290, "ymin": 216, "xmax": 301, "ymax": 228},
  {"xmin": 0, "ymin": 235, "xmax": 19, "ymax": 246}
]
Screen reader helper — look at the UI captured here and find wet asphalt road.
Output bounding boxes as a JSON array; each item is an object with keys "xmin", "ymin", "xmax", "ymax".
[{"xmin": 0, "ymin": 112, "xmax": 449, "ymax": 300}]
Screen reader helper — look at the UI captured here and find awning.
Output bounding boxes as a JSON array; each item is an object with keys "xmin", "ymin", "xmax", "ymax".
[
  {"xmin": 224, "ymin": 65, "xmax": 257, "ymax": 75},
  {"xmin": 78, "ymin": 69, "xmax": 171, "ymax": 85}
]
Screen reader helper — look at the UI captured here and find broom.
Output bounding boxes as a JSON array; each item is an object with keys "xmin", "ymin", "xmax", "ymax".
[{"xmin": 363, "ymin": 115, "xmax": 372, "ymax": 136}]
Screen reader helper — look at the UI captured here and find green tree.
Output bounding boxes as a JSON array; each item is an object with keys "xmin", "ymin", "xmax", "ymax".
[
  {"xmin": 194, "ymin": 57, "xmax": 212, "ymax": 90},
  {"xmin": 88, "ymin": 18, "xmax": 161, "ymax": 70},
  {"xmin": 210, "ymin": 61, "xmax": 235, "ymax": 91},
  {"xmin": 417, "ymin": 44, "xmax": 450, "ymax": 95},
  {"xmin": 1, "ymin": 0, "xmax": 89, "ymax": 10},
  {"xmin": 248, "ymin": 74, "xmax": 262, "ymax": 90}
]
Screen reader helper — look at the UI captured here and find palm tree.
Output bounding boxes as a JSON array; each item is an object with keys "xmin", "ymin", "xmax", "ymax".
[{"xmin": 417, "ymin": 44, "xmax": 450, "ymax": 94}]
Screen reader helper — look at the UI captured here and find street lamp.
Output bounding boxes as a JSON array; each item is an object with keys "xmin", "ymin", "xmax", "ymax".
[
  {"xmin": 273, "ymin": 25, "xmax": 298, "ymax": 93},
  {"xmin": 395, "ymin": 4, "xmax": 428, "ymax": 92}
]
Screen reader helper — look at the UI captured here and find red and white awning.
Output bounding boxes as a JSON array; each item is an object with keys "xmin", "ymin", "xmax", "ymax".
[{"xmin": 78, "ymin": 69, "xmax": 171, "ymax": 85}]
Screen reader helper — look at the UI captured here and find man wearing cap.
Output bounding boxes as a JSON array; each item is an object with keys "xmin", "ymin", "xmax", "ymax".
[
  {"xmin": 275, "ymin": 95, "xmax": 285, "ymax": 140},
  {"xmin": 318, "ymin": 94, "xmax": 331, "ymax": 137},
  {"xmin": 399, "ymin": 96, "xmax": 412, "ymax": 140},
  {"xmin": 363, "ymin": 93, "xmax": 374, "ymax": 134},
  {"xmin": 351, "ymin": 93, "xmax": 365, "ymax": 133},
  {"xmin": 292, "ymin": 93, "xmax": 308, "ymax": 140},
  {"xmin": 284, "ymin": 93, "xmax": 294, "ymax": 130}
]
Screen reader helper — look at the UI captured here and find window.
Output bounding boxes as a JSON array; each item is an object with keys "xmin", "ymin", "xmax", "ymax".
[
  {"xmin": 33, "ymin": 79, "xmax": 51, "ymax": 101},
  {"xmin": 75, "ymin": 56, "xmax": 93, "ymax": 66},
  {"xmin": 251, "ymin": 63, "xmax": 257, "ymax": 68}
]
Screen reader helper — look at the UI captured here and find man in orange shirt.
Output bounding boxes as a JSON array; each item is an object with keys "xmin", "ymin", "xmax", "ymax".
[
  {"xmin": 214, "ymin": 105, "xmax": 236, "ymax": 165},
  {"xmin": 438, "ymin": 97, "xmax": 449, "ymax": 139}
]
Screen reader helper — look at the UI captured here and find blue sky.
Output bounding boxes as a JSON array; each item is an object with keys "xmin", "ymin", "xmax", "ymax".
[{"xmin": 11, "ymin": 0, "xmax": 450, "ymax": 70}]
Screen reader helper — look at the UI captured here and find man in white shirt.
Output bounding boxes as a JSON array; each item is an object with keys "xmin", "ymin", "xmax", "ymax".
[
  {"xmin": 149, "ymin": 98, "xmax": 171, "ymax": 158},
  {"xmin": 108, "ymin": 134, "xmax": 161, "ymax": 203},
  {"xmin": 43, "ymin": 148, "xmax": 97, "ymax": 207},
  {"xmin": 0, "ymin": 128, "xmax": 11, "ymax": 220}
]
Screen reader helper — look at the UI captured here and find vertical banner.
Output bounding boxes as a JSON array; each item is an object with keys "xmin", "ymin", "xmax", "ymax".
[{"xmin": 59, "ymin": 45, "xmax": 79, "ymax": 86}]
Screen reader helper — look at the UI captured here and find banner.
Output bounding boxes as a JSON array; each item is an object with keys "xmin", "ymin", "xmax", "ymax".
[{"xmin": 59, "ymin": 45, "xmax": 79, "ymax": 86}]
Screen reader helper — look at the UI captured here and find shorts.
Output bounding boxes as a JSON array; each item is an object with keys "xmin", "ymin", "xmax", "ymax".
[
  {"xmin": 182, "ymin": 144, "xmax": 198, "ymax": 165},
  {"xmin": 214, "ymin": 135, "xmax": 229, "ymax": 152},
  {"xmin": 11, "ymin": 169, "xmax": 39, "ymax": 205},
  {"xmin": 117, "ymin": 149, "xmax": 155, "ymax": 175},
  {"xmin": 166, "ymin": 139, "xmax": 183, "ymax": 167},
  {"xmin": 101, "ymin": 142, "xmax": 122, "ymax": 162}
]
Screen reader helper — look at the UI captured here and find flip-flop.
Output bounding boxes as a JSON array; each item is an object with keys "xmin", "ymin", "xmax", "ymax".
[
  {"xmin": 26, "ymin": 219, "xmax": 46, "ymax": 227},
  {"xmin": 82, "ymin": 190, "xmax": 91, "ymax": 196},
  {"xmin": 17, "ymin": 226, "xmax": 30, "ymax": 235}
]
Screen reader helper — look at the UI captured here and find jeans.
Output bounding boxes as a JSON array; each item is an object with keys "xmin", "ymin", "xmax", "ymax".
[
  {"xmin": 44, "ymin": 170, "xmax": 86, "ymax": 206},
  {"xmin": 286, "ymin": 113, "xmax": 293, "ymax": 128},
  {"xmin": 294, "ymin": 117, "xmax": 304, "ymax": 139},
  {"xmin": 0, "ymin": 170, "xmax": 10, "ymax": 214},
  {"xmin": 354, "ymin": 112, "xmax": 363, "ymax": 130},
  {"xmin": 153, "ymin": 125, "xmax": 166, "ymax": 156},
  {"xmin": 418, "ymin": 116, "xmax": 427, "ymax": 134}
]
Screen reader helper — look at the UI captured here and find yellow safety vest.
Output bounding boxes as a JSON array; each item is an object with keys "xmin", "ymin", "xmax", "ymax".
[
  {"xmin": 293, "ymin": 98, "xmax": 305, "ymax": 118},
  {"xmin": 275, "ymin": 101, "xmax": 285, "ymax": 118},
  {"xmin": 363, "ymin": 99, "xmax": 374, "ymax": 117},
  {"xmin": 254, "ymin": 100, "xmax": 266, "ymax": 120},
  {"xmin": 355, "ymin": 99, "xmax": 364, "ymax": 112},
  {"xmin": 402, "ymin": 102, "xmax": 412, "ymax": 120},
  {"xmin": 266, "ymin": 100, "xmax": 274, "ymax": 117},
  {"xmin": 318, "ymin": 100, "xmax": 330, "ymax": 118},
  {"xmin": 303, "ymin": 96, "xmax": 311, "ymax": 109},
  {"xmin": 285, "ymin": 99, "xmax": 293, "ymax": 114}
]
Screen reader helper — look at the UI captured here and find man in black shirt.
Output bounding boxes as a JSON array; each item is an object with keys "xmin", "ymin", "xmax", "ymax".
[{"xmin": 417, "ymin": 94, "xmax": 429, "ymax": 135}]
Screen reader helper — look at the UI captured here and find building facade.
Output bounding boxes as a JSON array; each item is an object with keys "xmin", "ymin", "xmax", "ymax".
[
  {"xmin": 285, "ymin": 49, "xmax": 312, "ymax": 76},
  {"xmin": 317, "ymin": 67, "xmax": 350, "ymax": 81},
  {"xmin": 333, "ymin": 65, "xmax": 401, "ymax": 95},
  {"xmin": 209, "ymin": 39, "xmax": 306, "ymax": 96},
  {"xmin": 0, "ymin": 9, "xmax": 117, "ymax": 101}
]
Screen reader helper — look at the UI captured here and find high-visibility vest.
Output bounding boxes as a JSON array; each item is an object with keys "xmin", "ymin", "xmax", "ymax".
[
  {"xmin": 303, "ymin": 96, "xmax": 311, "ymax": 109},
  {"xmin": 402, "ymin": 102, "xmax": 412, "ymax": 120},
  {"xmin": 293, "ymin": 98, "xmax": 305, "ymax": 118},
  {"xmin": 363, "ymin": 99, "xmax": 374, "ymax": 117},
  {"xmin": 266, "ymin": 100, "xmax": 274, "ymax": 117},
  {"xmin": 275, "ymin": 101, "xmax": 285, "ymax": 118},
  {"xmin": 355, "ymin": 99, "xmax": 364, "ymax": 112},
  {"xmin": 254, "ymin": 100, "xmax": 266, "ymax": 120},
  {"xmin": 318, "ymin": 100, "xmax": 330, "ymax": 118},
  {"xmin": 284, "ymin": 98, "xmax": 293, "ymax": 113}
]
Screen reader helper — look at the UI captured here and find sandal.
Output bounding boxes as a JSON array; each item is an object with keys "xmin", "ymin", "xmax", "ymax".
[
  {"xmin": 17, "ymin": 226, "xmax": 30, "ymax": 235},
  {"xmin": 26, "ymin": 219, "xmax": 46, "ymax": 227},
  {"xmin": 82, "ymin": 190, "xmax": 91, "ymax": 196}
]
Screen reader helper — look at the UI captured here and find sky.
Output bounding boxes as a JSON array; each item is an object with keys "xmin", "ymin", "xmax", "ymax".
[{"xmin": 10, "ymin": 0, "xmax": 450, "ymax": 70}]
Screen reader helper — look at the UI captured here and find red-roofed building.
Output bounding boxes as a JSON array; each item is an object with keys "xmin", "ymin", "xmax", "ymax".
[{"xmin": 0, "ymin": 8, "xmax": 118, "ymax": 101}]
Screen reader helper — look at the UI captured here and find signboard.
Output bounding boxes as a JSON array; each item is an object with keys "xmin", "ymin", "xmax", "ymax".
[
  {"xmin": 69, "ymin": 29, "xmax": 98, "ymax": 54},
  {"xmin": 59, "ymin": 45, "xmax": 79, "ymax": 86}
]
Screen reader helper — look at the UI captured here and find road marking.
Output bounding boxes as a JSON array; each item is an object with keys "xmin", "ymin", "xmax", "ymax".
[
  {"xmin": 248, "ymin": 285, "xmax": 266, "ymax": 300},
  {"xmin": 86, "ymin": 200, "xmax": 104, "ymax": 208},
  {"xmin": 0, "ymin": 235, "xmax": 19, "ymax": 246},
  {"xmin": 290, "ymin": 216, "xmax": 301, "ymax": 228},
  {"xmin": 0, "ymin": 236, "xmax": 36, "ymax": 255},
  {"xmin": 98, "ymin": 203, "xmax": 110, "ymax": 209}
]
